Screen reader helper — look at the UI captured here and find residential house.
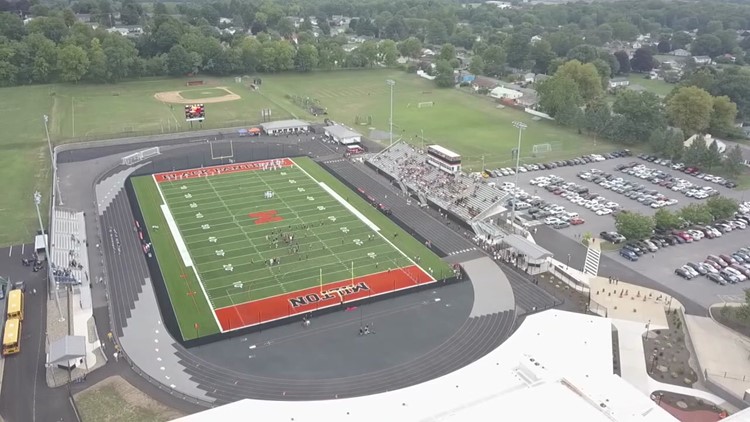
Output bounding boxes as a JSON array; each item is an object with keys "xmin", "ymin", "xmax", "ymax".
[
  {"xmin": 692, "ymin": 56, "xmax": 713, "ymax": 65},
  {"xmin": 489, "ymin": 86, "xmax": 523, "ymax": 100},
  {"xmin": 421, "ymin": 48, "xmax": 436, "ymax": 57},
  {"xmin": 106, "ymin": 26, "xmax": 143, "ymax": 37},
  {"xmin": 530, "ymin": 35, "xmax": 542, "ymax": 44},
  {"xmin": 485, "ymin": 1, "xmax": 512, "ymax": 8},
  {"xmin": 219, "ymin": 17, "xmax": 232, "ymax": 25},
  {"xmin": 671, "ymin": 49, "xmax": 690, "ymax": 57},
  {"xmin": 684, "ymin": 134, "xmax": 726, "ymax": 153},
  {"xmin": 608, "ymin": 77, "xmax": 630, "ymax": 90},
  {"xmin": 632, "ymin": 41, "xmax": 642, "ymax": 49},
  {"xmin": 522, "ymin": 73, "xmax": 535, "ymax": 84},
  {"xmin": 472, "ymin": 76, "xmax": 497, "ymax": 91}
]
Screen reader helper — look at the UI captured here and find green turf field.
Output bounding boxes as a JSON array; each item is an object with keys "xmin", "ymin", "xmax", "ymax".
[{"xmin": 132, "ymin": 157, "xmax": 449, "ymax": 339}]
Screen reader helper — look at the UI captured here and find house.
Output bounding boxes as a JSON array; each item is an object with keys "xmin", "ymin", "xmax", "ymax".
[
  {"xmin": 671, "ymin": 49, "xmax": 690, "ymax": 57},
  {"xmin": 608, "ymin": 78, "xmax": 630, "ymax": 90},
  {"xmin": 684, "ymin": 134, "xmax": 726, "ymax": 153},
  {"xmin": 632, "ymin": 41, "xmax": 642, "ymax": 49},
  {"xmin": 530, "ymin": 35, "xmax": 542, "ymax": 44},
  {"xmin": 219, "ymin": 17, "xmax": 232, "ymax": 25},
  {"xmin": 456, "ymin": 71, "xmax": 476, "ymax": 84},
  {"xmin": 106, "ymin": 26, "xmax": 143, "ymax": 37},
  {"xmin": 472, "ymin": 76, "xmax": 497, "ymax": 91},
  {"xmin": 522, "ymin": 73, "xmax": 535, "ymax": 84},
  {"xmin": 692, "ymin": 56, "xmax": 713, "ymax": 65},
  {"xmin": 421, "ymin": 48, "xmax": 436, "ymax": 57},
  {"xmin": 489, "ymin": 86, "xmax": 523, "ymax": 100},
  {"xmin": 485, "ymin": 1, "xmax": 512, "ymax": 8}
]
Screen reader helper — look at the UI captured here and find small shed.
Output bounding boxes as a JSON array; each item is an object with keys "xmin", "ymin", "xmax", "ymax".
[
  {"xmin": 47, "ymin": 335, "xmax": 86, "ymax": 369},
  {"xmin": 324, "ymin": 124, "xmax": 362, "ymax": 145},
  {"xmin": 489, "ymin": 86, "xmax": 523, "ymax": 100},
  {"xmin": 260, "ymin": 119, "xmax": 310, "ymax": 135}
]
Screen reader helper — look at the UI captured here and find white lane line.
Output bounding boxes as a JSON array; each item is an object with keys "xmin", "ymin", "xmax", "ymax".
[{"xmin": 7, "ymin": 245, "xmax": 12, "ymax": 257}]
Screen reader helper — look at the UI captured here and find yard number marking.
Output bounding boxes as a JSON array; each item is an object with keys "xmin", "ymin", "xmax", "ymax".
[
  {"xmin": 233, "ymin": 281, "xmax": 243, "ymax": 289},
  {"xmin": 367, "ymin": 252, "xmax": 377, "ymax": 259},
  {"xmin": 180, "ymin": 185, "xmax": 187, "ymax": 190},
  {"xmin": 297, "ymin": 187, "xmax": 306, "ymax": 192},
  {"xmin": 317, "ymin": 206, "xmax": 326, "ymax": 211},
  {"xmin": 201, "ymin": 224, "xmax": 211, "ymax": 230},
  {"xmin": 353, "ymin": 239, "xmax": 363, "ymax": 246},
  {"xmin": 223, "ymin": 264, "xmax": 234, "ymax": 272},
  {"xmin": 189, "ymin": 203, "xmax": 198, "ymax": 208},
  {"xmin": 280, "ymin": 172, "xmax": 287, "ymax": 176},
  {"xmin": 328, "ymin": 216, "xmax": 337, "ymax": 222},
  {"xmin": 288, "ymin": 179, "xmax": 297, "ymax": 184},
  {"xmin": 208, "ymin": 236, "xmax": 217, "ymax": 243},
  {"xmin": 340, "ymin": 227, "xmax": 349, "ymax": 233},
  {"xmin": 184, "ymin": 193, "xmax": 193, "ymax": 199},
  {"xmin": 215, "ymin": 250, "xmax": 225, "ymax": 257},
  {"xmin": 307, "ymin": 196, "xmax": 315, "ymax": 201},
  {"xmin": 195, "ymin": 213, "xmax": 204, "ymax": 219}
]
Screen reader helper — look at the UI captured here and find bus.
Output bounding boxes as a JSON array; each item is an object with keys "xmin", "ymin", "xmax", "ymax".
[
  {"xmin": 7, "ymin": 288, "xmax": 23, "ymax": 320},
  {"xmin": 2, "ymin": 318, "xmax": 21, "ymax": 356}
]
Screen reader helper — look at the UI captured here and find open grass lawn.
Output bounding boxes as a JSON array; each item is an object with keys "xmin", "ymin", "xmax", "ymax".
[
  {"xmin": 626, "ymin": 74, "xmax": 677, "ymax": 97},
  {"xmin": 0, "ymin": 69, "xmax": 629, "ymax": 245},
  {"xmin": 133, "ymin": 157, "xmax": 448, "ymax": 339},
  {"xmin": 178, "ymin": 87, "xmax": 232, "ymax": 99},
  {"xmin": 75, "ymin": 376, "xmax": 183, "ymax": 422}
]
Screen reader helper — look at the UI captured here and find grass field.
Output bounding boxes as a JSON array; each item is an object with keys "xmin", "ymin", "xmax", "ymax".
[
  {"xmin": 1, "ymin": 69, "xmax": 628, "ymax": 245},
  {"xmin": 625, "ymin": 74, "xmax": 677, "ymax": 97},
  {"xmin": 75, "ymin": 376, "xmax": 183, "ymax": 422},
  {"xmin": 133, "ymin": 157, "xmax": 448, "ymax": 339},
  {"xmin": 178, "ymin": 88, "xmax": 231, "ymax": 99}
]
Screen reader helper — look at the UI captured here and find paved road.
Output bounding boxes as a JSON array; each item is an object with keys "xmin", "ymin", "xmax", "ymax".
[{"xmin": 0, "ymin": 244, "xmax": 77, "ymax": 422}]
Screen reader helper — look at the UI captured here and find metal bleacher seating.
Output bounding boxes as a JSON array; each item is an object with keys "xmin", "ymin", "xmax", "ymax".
[{"xmin": 51, "ymin": 208, "xmax": 86, "ymax": 286}]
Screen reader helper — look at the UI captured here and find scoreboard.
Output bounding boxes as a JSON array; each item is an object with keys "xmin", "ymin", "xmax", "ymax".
[{"xmin": 185, "ymin": 104, "xmax": 206, "ymax": 122}]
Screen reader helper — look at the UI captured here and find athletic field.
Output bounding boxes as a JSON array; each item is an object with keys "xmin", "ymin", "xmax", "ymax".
[{"xmin": 132, "ymin": 157, "xmax": 447, "ymax": 339}]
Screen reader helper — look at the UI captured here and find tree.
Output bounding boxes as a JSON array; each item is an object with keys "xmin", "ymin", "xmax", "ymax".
[
  {"xmin": 356, "ymin": 40, "xmax": 379, "ymax": 67},
  {"xmin": 630, "ymin": 48, "xmax": 655, "ymax": 72},
  {"xmin": 612, "ymin": 90, "xmax": 666, "ymax": 145},
  {"xmin": 683, "ymin": 139, "xmax": 709, "ymax": 167},
  {"xmin": 672, "ymin": 31, "xmax": 693, "ymax": 49},
  {"xmin": 724, "ymin": 145, "xmax": 745, "ymax": 177},
  {"xmin": 0, "ymin": 13, "xmax": 24, "ymax": 40},
  {"xmin": 613, "ymin": 50, "xmax": 630, "ymax": 74},
  {"xmin": 25, "ymin": 33, "xmax": 58, "ymax": 83},
  {"xmin": 154, "ymin": 2, "xmax": 168, "ymax": 16},
  {"xmin": 566, "ymin": 45, "xmax": 600, "ymax": 64},
  {"xmin": 469, "ymin": 56, "xmax": 484, "ymax": 76},
  {"xmin": 553, "ymin": 60, "xmax": 602, "ymax": 102},
  {"xmin": 706, "ymin": 196, "xmax": 739, "ymax": 220},
  {"xmin": 295, "ymin": 44, "xmax": 319, "ymax": 71},
  {"xmin": 384, "ymin": 16, "xmax": 408, "ymax": 41},
  {"xmin": 666, "ymin": 86, "xmax": 714, "ymax": 135},
  {"xmin": 657, "ymin": 40, "xmax": 671, "ymax": 54},
  {"xmin": 680, "ymin": 203, "xmax": 714, "ymax": 225},
  {"xmin": 86, "ymin": 38, "xmax": 107, "ymax": 82},
  {"xmin": 709, "ymin": 95, "xmax": 738, "ymax": 137},
  {"xmin": 691, "ymin": 34, "xmax": 722, "ymax": 57},
  {"xmin": 505, "ymin": 31, "xmax": 531, "ymax": 69},
  {"xmin": 378, "ymin": 40, "xmax": 398, "ymax": 66},
  {"xmin": 654, "ymin": 208, "xmax": 682, "ymax": 231},
  {"xmin": 58, "ymin": 45, "xmax": 89, "ymax": 83},
  {"xmin": 615, "ymin": 211, "xmax": 654, "ymax": 241},
  {"xmin": 166, "ymin": 44, "xmax": 193, "ymax": 76},
  {"xmin": 434, "ymin": 59, "xmax": 455, "ymax": 88},
  {"xmin": 440, "ymin": 43, "xmax": 456, "ymax": 62},
  {"xmin": 659, "ymin": 128, "xmax": 685, "ymax": 161},
  {"xmin": 704, "ymin": 140, "xmax": 723, "ymax": 170},
  {"xmin": 397, "ymin": 37, "xmax": 421, "ymax": 59},
  {"xmin": 317, "ymin": 18, "xmax": 330, "ymax": 37},
  {"xmin": 529, "ymin": 39, "xmax": 555, "ymax": 74},
  {"xmin": 583, "ymin": 98, "xmax": 615, "ymax": 139},
  {"xmin": 120, "ymin": 0, "xmax": 144, "ymax": 25},
  {"xmin": 537, "ymin": 75, "xmax": 583, "ymax": 118},
  {"xmin": 611, "ymin": 21, "xmax": 639, "ymax": 41},
  {"xmin": 427, "ymin": 20, "xmax": 448, "ymax": 44},
  {"xmin": 481, "ymin": 45, "xmax": 506, "ymax": 76}
]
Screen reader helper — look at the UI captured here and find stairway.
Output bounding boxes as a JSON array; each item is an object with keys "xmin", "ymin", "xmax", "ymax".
[
  {"xmin": 583, "ymin": 246, "xmax": 601, "ymax": 276},
  {"xmin": 398, "ymin": 180, "xmax": 409, "ymax": 195},
  {"xmin": 417, "ymin": 191, "xmax": 428, "ymax": 207}
]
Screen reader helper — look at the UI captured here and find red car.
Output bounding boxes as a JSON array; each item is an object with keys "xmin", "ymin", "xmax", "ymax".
[
  {"xmin": 570, "ymin": 217, "xmax": 585, "ymax": 225},
  {"xmin": 675, "ymin": 231, "xmax": 693, "ymax": 242}
]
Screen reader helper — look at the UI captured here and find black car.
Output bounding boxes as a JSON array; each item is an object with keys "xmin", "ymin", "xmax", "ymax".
[
  {"xmin": 708, "ymin": 273, "xmax": 727, "ymax": 285},
  {"xmin": 686, "ymin": 262, "xmax": 707, "ymax": 275},
  {"xmin": 675, "ymin": 267, "xmax": 693, "ymax": 279}
]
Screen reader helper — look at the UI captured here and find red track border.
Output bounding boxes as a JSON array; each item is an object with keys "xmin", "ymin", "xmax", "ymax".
[
  {"xmin": 215, "ymin": 265, "xmax": 434, "ymax": 331},
  {"xmin": 153, "ymin": 158, "xmax": 294, "ymax": 183}
]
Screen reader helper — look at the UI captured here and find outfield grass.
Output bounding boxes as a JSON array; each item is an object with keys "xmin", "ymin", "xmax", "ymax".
[
  {"xmin": 178, "ymin": 88, "xmax": 232, "ymax": 99},
  {"xmin": 133, "ymin": 157, "xmax": 448, "ymax": 339},
  {"xmin": 0, "ymin": 69, "xmax": 632, "ymax": 245}
]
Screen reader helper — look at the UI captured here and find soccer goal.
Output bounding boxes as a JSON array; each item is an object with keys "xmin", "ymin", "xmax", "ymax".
[
  {"xmin": 417, "ymin": 101, "xmax": 434, "ymax": 108},
  {"xmin": 532, "ymin": 143, "xmax": 552, "ymax": 155}
]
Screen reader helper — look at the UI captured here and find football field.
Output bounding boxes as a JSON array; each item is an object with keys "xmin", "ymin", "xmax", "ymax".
[{"xmin": 133, "ymin": 157, "xmax": 443, "ymax": 338}]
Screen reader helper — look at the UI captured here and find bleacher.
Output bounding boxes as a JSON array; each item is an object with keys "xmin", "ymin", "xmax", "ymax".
[
  {"xmin": 368, "ymin": 141, "xmax": 511, "ymax": 225},
  {"xmin": 50, "ymin": 208, "xmax": 87, "ymax": 287}
]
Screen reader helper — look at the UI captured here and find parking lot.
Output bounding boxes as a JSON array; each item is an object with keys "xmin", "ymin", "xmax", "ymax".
[{"xmin": 490, "ymin": 153, "xmax": 750, "ymax": 310}]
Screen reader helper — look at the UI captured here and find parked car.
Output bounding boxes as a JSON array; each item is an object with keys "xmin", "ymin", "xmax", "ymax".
[
  {"xmin": 675, "ymin": 267, "xmax": 693, "ymax": 279},
  {"xmin": 620, "ymin": 249, "xmax": 639, "ymax": 261},
  {"xmin": 707, "ymin": 273, "xmax": 727, "ymax": 285},
  {"xmin": 707, "ymin": 255, "xmax": 729, "ymax": 268},
  {"xmin": 685, "ymin": 262, "xmax": 707, "ymax": 275}
]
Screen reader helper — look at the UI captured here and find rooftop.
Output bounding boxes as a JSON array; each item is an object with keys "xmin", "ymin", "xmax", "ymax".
[
  {"xmin": 324, "ymin": 124, "xmax": 361, "ymax": 139},
  {"xmin": 260, "ymin": 119, "xmax": 311, "ymax": 131}
]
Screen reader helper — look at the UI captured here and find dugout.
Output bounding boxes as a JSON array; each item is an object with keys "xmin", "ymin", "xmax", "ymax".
[
  {"xmin": 324, "ymin": 124, "xmax": 362, "ymax": 145},
  {"xmin": 260, "ymin": 119, "xmax": 310, "ymax": 135}
]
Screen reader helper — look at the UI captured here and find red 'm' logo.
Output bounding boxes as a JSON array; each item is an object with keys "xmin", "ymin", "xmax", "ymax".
[{"xmin": 248, "ymin": 210, "xmax": 284, "ymax": 225}]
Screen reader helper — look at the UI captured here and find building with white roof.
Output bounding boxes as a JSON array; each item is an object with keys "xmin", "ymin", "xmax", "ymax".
[{"xmin": 324, "ymin": 124, "xmax": 362, "ymax": 144}]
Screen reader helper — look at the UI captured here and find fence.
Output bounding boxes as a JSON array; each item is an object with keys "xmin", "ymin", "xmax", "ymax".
[
  {"xmin": 122, "ymin": 147, "xmax": 160, "ymax": 166},
  {"xmin": 704, "ymin": 370, "xmax": 750, "ymax": 410}
]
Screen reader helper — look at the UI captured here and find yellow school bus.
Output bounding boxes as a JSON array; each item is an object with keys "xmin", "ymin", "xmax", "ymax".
[
  {"xmin": 7, "ymin": 289, "xmax": 23, "ymax": 320},
  {"xmin": 2, "ymin": 318, "xmax": 21, "ymax": 355}
]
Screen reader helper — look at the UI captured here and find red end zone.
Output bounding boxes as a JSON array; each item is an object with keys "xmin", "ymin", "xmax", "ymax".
[
  {"xmin": 154, "ymin": 158, "xmax": 294, "ymax": 183},
  {"xmin": 214, "ymin": 265, "xmax": 434, "ymax": 331}
]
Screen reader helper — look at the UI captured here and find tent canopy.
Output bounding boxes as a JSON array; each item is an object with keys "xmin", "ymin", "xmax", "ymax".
[
  {"xmin": 502, "ymin": 234, "xmax": 553, "ymax": 260},
  {"xmin": 48, "ymin": 335, "xmax": 86, "ymax": 365}
]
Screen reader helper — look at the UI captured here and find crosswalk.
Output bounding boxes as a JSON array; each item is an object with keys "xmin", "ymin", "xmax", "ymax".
[
  {"xmin": 583, "ymin": 247, "xmax": 601, "ymax": 276},
  {"xmin": 448, "ymin": 248, "xmax": 478, "ymax": 256}
]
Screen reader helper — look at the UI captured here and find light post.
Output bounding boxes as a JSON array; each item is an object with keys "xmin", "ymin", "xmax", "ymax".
[
  {"xmin": 386, "ymin": 79, "xmax": 395, "ymax": 146},
  {"xmin": 510, "ymin": 121, "xmax": 527, "ymax": 231},
  {"xmin": 34, "ymin": 191, "xmax": 64, "ymax": 322},
  {"xmin": 43, "ymin": 115, "xmax": 63, "ymax": 205}
]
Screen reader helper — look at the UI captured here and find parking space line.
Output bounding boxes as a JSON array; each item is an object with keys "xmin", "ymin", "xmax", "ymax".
[
  {"xmin": 21, "ymin": 244, "xmax": 24, "ymax": 255},
  {"xmin": 8, "ymin": 245, "xmax": 11, "ymax": 256}
]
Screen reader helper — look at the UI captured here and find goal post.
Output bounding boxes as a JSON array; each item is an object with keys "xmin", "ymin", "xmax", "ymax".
[
  {"xmin": 417, "ymin": 101, "xmax": 434, "ymax": 108},
  {"xmin": 532, "ymin": 143, "xmax": 552, "ymax": 155}
]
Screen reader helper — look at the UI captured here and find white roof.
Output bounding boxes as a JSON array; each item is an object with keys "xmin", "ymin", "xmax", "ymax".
[
  {"xmin": 427, "ymin": 144, "xmax": 461, "ymax": 159},
  {"xmin": 35, "ymin": 234, "xmax": 48, "ymax": 251},
  {"xmin": 260, "ymin": 119, "xmax": 310, "ymax": 131},
  {"xmin": 173, "ymin": 311, "xmax": 677, "ymax": 422},
  {"xmin": 324, "ymin": 124, "xmax": 361, "ymax": 139}
]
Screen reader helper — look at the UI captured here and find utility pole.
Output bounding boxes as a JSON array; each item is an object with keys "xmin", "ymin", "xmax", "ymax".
[
  {"xmin": 43, "ymin": 115, "xmax": 63, "ymax": 205},
  {"xmin": 510, "ymin": 121, "xmax": 527, "ymax": 231},
  {"xmin": 386, "ymin": 79, "xmax": 395, "ymax": 146},
  {"xmin": 34, "ymin": 191, "xmax": 64, "ymax": 322}
]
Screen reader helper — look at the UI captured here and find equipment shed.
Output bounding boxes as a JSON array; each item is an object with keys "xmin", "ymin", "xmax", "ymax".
[{"xmin": 324, "ymin": 125, "xmax": 362, "ymax": 145}]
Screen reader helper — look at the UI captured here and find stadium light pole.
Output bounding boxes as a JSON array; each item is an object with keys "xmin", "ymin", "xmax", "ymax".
[
  {"xmin": 510, "ymin": 121, "xmax": 527, "ymax": 232},
  {"xmin": 386, "ymin": 79, "xmax": 395, "ymax": 146},
  {"xmin": 44, "ymin": 115, "xmax": 63, "ymax": 206},
  {"xmin": 35, "ymin": 191, "xmax": 64, "ymax": 322}
]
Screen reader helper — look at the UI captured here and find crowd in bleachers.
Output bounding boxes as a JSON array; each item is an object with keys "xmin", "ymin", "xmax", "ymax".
[{"xmin": 368, "ymin": 142, "xmax": 510, "ymax": 222}]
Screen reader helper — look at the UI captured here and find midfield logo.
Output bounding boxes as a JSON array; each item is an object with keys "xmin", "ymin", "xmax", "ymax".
[{"xmin": 248, "ymin": 210, "xmax": 283, "ymax": 225}]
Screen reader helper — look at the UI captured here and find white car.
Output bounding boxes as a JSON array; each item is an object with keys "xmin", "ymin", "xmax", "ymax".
[
  {"xmin": 596, "ymin": 208, "xmax": 613, "ymax": 216},
  {"xmin": 544, "ymin": 217, "xmax": 562, "ymax": 225},
  {"xmin": 726, "ymin": 267, "xmax": 748, "ymax": 282}
]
